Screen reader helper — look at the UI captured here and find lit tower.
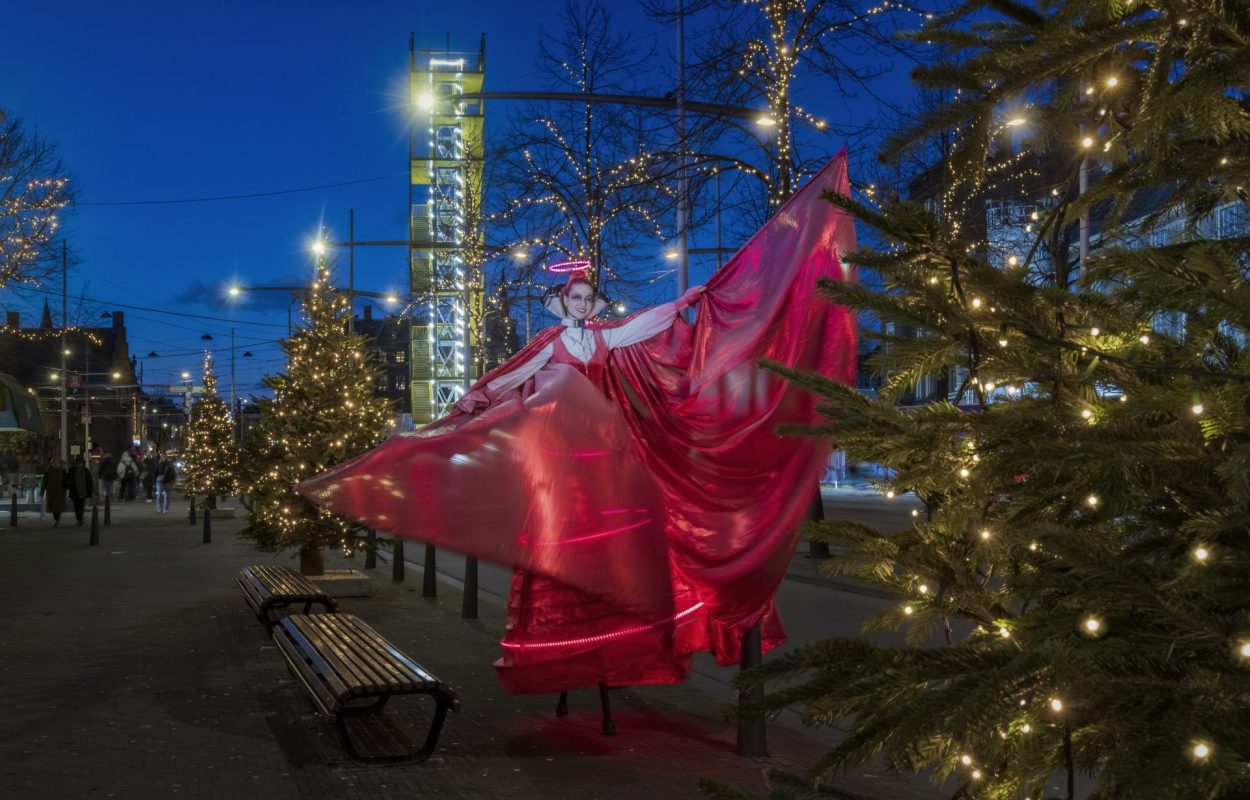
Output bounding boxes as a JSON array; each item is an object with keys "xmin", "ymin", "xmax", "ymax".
[{"xmin": 409, "ymin": 34, "xmax": 486, "ymax": 423}]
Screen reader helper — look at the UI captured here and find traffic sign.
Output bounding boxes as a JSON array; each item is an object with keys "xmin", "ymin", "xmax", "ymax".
[{"xmin": 67, "ymin": 373, "xmax": 82, "ymax": 391}]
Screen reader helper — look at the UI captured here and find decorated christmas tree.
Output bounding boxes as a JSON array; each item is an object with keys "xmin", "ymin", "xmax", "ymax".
[
  {"xmin": 240, "ymin": 259, "xmax": 393, "ymax": 575},
  {"xmin": 723, "ymin": 2, "xmax": 1250, "ymax": 798},
  {"xmin": 183, "ymin": 352, "xmax": 238, "ymax": 506}
]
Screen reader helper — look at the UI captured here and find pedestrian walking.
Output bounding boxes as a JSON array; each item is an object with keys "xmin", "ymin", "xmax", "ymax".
[
  {"xmin": 41, "ymin": 457, "xmax": 67, "ymax": 527},
  {"xmin": 117, "ymin": 451, "xmax": 138, "ymax": 501},
  {"xmin": 98, "ymin": 450, "xmax": 115, "ymax": 500},
  {"xmin": 155, "ymin": 457, "xmax": 176, "ymax": 514},
  {"xmin": 141, "ymin": 453, "xmax": 156, "ymax": 502},
  {"xmin": 66, "ymin": 455, "xmax": 93, "ymax": 526}
]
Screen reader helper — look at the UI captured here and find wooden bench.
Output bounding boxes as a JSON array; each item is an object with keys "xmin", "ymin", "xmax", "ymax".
[
  {"xmin": 237, "ymin": 565, "xmax": 338, "ymax": 630},
  {"xmin": 273, "ymin": 613, "xmax": 459, "ymax": 763}
]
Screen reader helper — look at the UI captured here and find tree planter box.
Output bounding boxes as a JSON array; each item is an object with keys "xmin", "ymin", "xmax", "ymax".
[{"xmin": 308, "ymin": 568, "xmax": 373, "ymax": 598}]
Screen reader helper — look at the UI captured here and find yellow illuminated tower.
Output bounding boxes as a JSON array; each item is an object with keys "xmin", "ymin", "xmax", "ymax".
[{"xmin": 409, "ymin": 34, "xmax": 486, "ymax": 422}]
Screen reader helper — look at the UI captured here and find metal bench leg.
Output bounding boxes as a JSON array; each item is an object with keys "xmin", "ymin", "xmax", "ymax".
[
  {"xmin": 555, "ymin": 691, "xmax": 568, "ymax": 717},
  {"xmin": 334, "ymin": 693, "xmax": 449, "ymax": 765},
  {"xmin": 599, "ymin": 683, "xmax": 615, "ymax": 736}
]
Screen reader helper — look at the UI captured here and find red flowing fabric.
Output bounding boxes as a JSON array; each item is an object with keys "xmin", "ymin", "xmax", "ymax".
[{"xmin": 298, "ymin": 149, "xmax": 856, "ymax": 692}]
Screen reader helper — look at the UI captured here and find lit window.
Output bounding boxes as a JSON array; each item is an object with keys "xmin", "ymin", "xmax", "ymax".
[{"xmin": 395, "ymin": 351, "xmax": 407, "ymax": 364}]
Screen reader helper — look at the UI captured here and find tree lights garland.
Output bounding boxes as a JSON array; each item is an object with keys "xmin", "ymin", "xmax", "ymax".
[
  {"xmin": 240, "ymin": 260, "xmax": 393, "ymax": 574},
  {"xmin": 183, "ymin": 351, "xmax": 238, "ymax": 505},
  {"xmin": 0, "ymin": 117, "xmax": 73, "ymax": 287}
]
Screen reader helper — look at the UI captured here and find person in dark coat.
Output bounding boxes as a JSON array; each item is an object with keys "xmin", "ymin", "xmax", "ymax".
[
  {"xmin": 98, "ymin": 451, "xmax": 115, "ymax": 501},
  {"xmin": 67, "ymin": 455, "xmax": 94, "ymax": 527},
  {"xmin": 41, "ymin": 457, "xmax": 67, "ymax": 526},
  {"xmin": 141, "ymin": 453, "xmax": 156, "ymax": 501}
]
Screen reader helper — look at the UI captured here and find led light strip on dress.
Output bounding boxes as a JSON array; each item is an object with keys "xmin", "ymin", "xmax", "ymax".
[{"xmin": 500, "ymin": 602, "xmax": 706, "ymax": 650}]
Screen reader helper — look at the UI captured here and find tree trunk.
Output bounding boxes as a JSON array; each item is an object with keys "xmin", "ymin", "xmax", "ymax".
[{"xmin": 299, "ymin": 546, "xmax": 325, "ymax": 576}]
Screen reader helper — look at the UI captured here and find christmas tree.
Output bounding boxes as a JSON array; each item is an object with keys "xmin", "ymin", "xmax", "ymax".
[
  {"xmin": 240, "ymin": 259, "xmax": 394, "ymax": 575},
  {"xmin": 724, "ymin": 2, "xmax": 1250, "ymax": 798},
  {"xmin": 183, "ymin": 352, "xmax": 238, "ymax": 507}
]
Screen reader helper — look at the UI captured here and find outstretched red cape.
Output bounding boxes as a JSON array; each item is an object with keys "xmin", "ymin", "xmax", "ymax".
[{"xmin": 299, "ymin": 150, "xmax": 856, "ymax": 670}]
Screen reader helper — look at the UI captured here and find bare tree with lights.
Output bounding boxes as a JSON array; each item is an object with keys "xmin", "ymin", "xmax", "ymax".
[
  {"xmin": 491, "ymin": 0, "xmax": 679, "ymax": 302},
  {"xmin": 241, "ymin": 260, "xmax": 393, "ymax": 575},
  {"xmin": 709, "ymin": 2, "xmax": 1250, "ymax": 798},
  {"xmin": 0, "ymin": 112, "xmax": 74, "ymax": 286}
]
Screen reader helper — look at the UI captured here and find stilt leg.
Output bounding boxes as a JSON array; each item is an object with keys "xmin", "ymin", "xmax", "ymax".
[
  {"xmin": 555, "ymin": 691, "xmax": 568, "ymax": 717},
  {"xmin": 598, "ymin": 683, "xmax": 615, "ymax": 736}
]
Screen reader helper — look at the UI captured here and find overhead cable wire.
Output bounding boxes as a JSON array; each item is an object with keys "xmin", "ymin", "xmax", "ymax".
[
  {"xmin": 78, "ymin": 172, "xmax": 407, "ymax": 207},
  {"xmin": 0, "ymin": 283, "xmax": 289, "ymax": 329}
]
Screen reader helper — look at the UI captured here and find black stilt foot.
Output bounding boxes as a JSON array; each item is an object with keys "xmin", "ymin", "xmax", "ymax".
[
  {"xmin": 598, "ymin": 683, "xmax": 615, "ymax": 735},
  {"xmin": 555, "ymin": 691, "xmax": 568, "ymax": 717}
]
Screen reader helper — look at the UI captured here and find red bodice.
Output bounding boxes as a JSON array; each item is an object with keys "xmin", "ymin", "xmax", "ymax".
[{"xmin": 549, "ymin": 327, "xmax": 610, "ymax": 391}]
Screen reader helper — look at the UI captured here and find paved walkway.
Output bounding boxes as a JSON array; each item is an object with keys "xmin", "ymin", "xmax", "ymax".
[{"xmin": 0, "ymin": 503, "xmax": 937, "ymax": 800}]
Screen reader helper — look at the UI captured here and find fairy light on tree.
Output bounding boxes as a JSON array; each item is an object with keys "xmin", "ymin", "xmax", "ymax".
[
  {"xmin": 0, "ymin": 114, "xmax": 74, "ymax": 287},
  {"xmin": 183, "ymin": 351, "xmax": 238, "ymax": 507},
  {"xmin": 240, "ymin": 259, "xmax": 393, "ymax": 575}
]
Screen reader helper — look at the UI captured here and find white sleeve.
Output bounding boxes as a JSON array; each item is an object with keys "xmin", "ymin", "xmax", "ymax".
[
  {"xmin": 600, "ymin": 301, "xmax": 680, "ymax": 350},
  {"xmin": 484, "ymin": 341, "xmax": 555, "ymax": 397}
]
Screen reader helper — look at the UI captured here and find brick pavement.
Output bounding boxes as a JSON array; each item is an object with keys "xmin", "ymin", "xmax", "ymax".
[{"xmin": 0, "ymin": 503, "xmax": 938, "ymax": 800}]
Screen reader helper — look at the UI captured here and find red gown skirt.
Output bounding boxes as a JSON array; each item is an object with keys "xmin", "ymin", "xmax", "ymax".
[
  {"xmin": 495, "ymin": 329, "xmax": 694, "ymax": 693},
  {"xmin": 299, "ymin": 151, "xmax": 858, "ymax": 698}
]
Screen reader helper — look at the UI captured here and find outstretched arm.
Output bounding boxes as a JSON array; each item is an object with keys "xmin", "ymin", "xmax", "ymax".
[
  {"xmin": 602, "ymin": 286, "xmax": 705, "ymax": 349},
  {"xmin": 454, "ymin": 341, "xmax": 555, "ymax": 414}
]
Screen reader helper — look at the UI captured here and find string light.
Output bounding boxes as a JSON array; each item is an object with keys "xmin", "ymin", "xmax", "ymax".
[
  {"xmin": 1192, "ymin": 742, "xmax": 1211, "ymax": 760},
  {"xmin": 1192, "ymin": 545, "xmax": 1210, "ymax": 563}
]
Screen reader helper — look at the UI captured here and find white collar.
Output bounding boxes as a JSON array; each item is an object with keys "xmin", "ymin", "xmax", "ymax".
[{"xmin": 562, "ymin": 318, "xmax": 588, "ymax": 329}]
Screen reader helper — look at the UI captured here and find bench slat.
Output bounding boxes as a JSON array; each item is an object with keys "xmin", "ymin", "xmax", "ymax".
[
  {"xmin": 296, "ymin": 615, "xmax": 392, "ymax": 696},
  {"xmin": 341, "ymin": 616, "xmax": 433, "ymax": 689},
  {"xmin": 274, "ymin": 617, "xmax": 353, "ymax": 709}
]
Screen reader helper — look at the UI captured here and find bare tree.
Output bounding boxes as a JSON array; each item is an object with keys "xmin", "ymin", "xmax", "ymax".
[
  {"xmin": 0, "ymin": 112, "xmax": 74, "ymax": 287},
  {"xmin": 646, "ymin": 0, "xmax": 931, "ymax": 218},
  {"xmin": 489, "ymin": 1, "xmax": 677, "ymax": 303}
]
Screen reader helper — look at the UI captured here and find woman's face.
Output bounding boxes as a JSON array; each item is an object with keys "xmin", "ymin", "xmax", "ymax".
[{"xmin": 564, "ymin": 283, "xmax": 594, "ymax": 320}]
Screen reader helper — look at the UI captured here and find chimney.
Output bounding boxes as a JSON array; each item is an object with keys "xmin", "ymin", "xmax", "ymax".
[
  {"xmin": 5, "ymin": 311, "xmax": 17, "ymax": 329},
  {"xmin": 112, "ymin": 311, "xmax": 125, "ymax": 331},
  {"xmin": 363, "ymin": 305, "xmax": 373, "ymax": 321}
]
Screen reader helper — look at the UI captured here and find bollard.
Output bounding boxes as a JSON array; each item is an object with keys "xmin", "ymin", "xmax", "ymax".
[
  {"xmin": 391, "ymin": 538, "xmax": 405, "ymax": 582},
  {"xmin": 104, "ymin": 492, "xmax": 111, "ymax": 526},
  {"xmin": 202, "ymin": 507, "xmax": 212, "ymax": 544},
  {"xmin": 422, "ymin": 543, "xmax": 437, "ymax": 598},
  {"xmin": 9, "ymin": 490, "xmax": 16, "ymax": 528},
  {"xmin": 462, "ymin": 557, "xmax": 478, "ymax": 619},
  {"xmin": 89, "ymin": 503, "xmax": 100, "ymax": 546},
  {"xmin": 364, "ymin": 529, "xmax": 377, "ymax": 569},
  {"xmin": 736, "ymin": 621, "xmax": 767, "ymax": 757},
  {"xmin": 188, "ymin": 495, "xmax": 196, "ymax": 526},
  {"xmin": 807, "ymin": 485, "xmax": 831, "ymax": 559}
]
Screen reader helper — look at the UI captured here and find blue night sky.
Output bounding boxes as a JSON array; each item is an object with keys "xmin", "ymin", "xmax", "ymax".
[{"xmin": 0, "ymin": 1, "xmax": 917, "ymax": 400}]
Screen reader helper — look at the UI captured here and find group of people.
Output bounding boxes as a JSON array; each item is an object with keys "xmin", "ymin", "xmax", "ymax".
[{"xmin": 41, "ymin": 449, "xmax": 178, "ymax": 525}]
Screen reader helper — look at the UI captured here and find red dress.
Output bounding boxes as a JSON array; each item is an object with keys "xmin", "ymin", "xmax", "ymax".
[
  {"xmin": 495, "ymin": 329, "xmax": 693, "ymax": 693},
  {"xmin": 298, "ymin": 151, "xmax": 858, "ymax": 696}
]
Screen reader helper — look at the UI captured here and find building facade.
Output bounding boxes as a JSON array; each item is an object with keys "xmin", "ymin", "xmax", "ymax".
[{"xmin": 0, "ymin": 306, "xmax": 142, "ymax": 469}]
